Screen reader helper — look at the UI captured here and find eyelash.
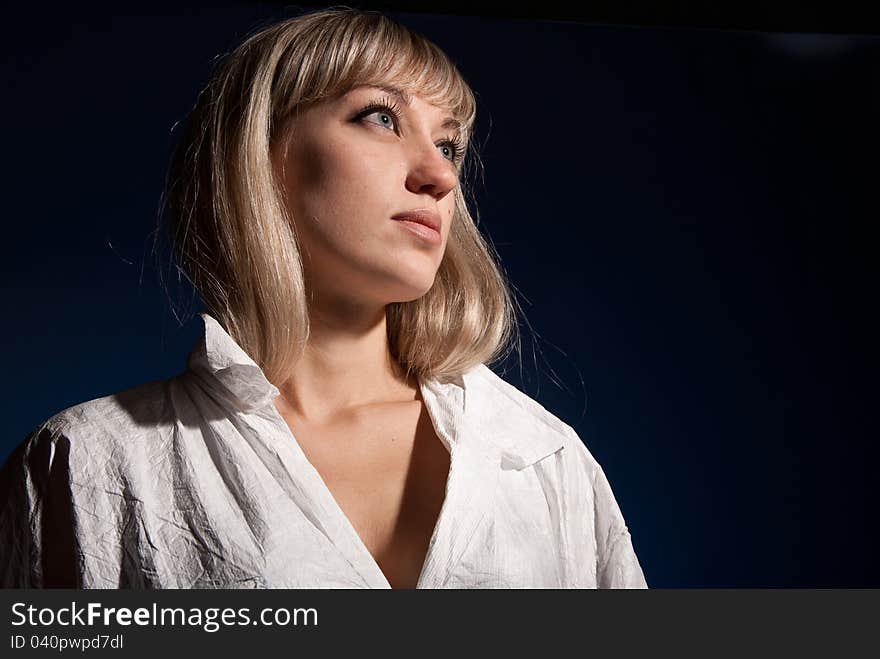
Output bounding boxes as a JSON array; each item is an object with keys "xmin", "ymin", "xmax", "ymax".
[{"xmin": 354, "ymin": 96, "xmax": 466, "ymax": 166}]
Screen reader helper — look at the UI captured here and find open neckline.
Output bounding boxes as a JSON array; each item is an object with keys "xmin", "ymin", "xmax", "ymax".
[
  {"xmin": 265, "ymin": 376, "xmax": 456, "ymax": 588},
  {"xmin": 260, "ymin": 371, "xmax": 502, "ymax": 589}
]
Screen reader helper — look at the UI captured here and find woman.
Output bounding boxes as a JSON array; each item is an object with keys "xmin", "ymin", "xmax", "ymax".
[{"xmin": 0, "ymin": 7, "xmax": 647, "ymax": 589}]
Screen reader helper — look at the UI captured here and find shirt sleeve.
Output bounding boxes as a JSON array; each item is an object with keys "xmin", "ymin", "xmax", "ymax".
[
  {"xmin": 591, "ymin": 461, "xmax": 648, "ymax": 588},
  {"xmin": 0, "ymin": 424, "xmax": 81, "ymax": 588}
]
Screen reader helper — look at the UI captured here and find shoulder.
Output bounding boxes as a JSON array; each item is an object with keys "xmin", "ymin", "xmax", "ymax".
[
  {"xmin": 463, "ymin": 363, "xmax": 601, "ymax": 477},
  {"xmin": 7, "ymin": 377, "xmax": 178, "ymax": 474},
  {"xmin": 463, "ymin": 365, "xmax": 648, "ymax": 587}
]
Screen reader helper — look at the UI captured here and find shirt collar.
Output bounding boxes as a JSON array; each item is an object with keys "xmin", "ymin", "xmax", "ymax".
[
  {"xmin": 462, "ymin": 364, "xmax": 569, "ymax": 470},
  {"xmin": 186, "ymin": 312, "xmax": 565, "ymax": 469},
  {"xmin": 186, "ymin": 312, "xmax": 281, "ymax": 412}
]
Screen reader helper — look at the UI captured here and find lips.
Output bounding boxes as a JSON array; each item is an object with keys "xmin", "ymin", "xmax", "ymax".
[{"xmin": 390, "ymin": 209, "xmax": 441, "ymax": 233}]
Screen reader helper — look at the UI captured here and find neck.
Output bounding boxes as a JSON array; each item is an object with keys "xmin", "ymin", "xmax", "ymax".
[{"xmin": 274, "ymin": 295, "xmax": 417, "ymax": 425}]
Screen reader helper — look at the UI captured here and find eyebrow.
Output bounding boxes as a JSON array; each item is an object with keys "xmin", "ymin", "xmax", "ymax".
[{"xmin": 357, "ymin": 83, "xmax": 462, "ymax": 132}]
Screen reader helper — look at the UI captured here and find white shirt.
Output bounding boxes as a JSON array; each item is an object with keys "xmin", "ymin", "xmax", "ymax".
[{"xmin": 0, "ymin": 313, "xmax": 647, "ymax": 589}]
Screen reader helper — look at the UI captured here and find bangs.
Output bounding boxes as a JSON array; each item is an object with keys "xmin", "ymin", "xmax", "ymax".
[
  {"xmin": 271, "ymin": 11, "xmax": 476, "ymax": 139},
  {"xmin": 348, "ymin": 36, "xmax": 475, "ymax": 130}
]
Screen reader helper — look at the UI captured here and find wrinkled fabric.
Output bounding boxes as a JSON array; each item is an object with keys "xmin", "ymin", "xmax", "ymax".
[{"xmin": 0, "ymin": 313, "xmax": 647, "ymax": 589}]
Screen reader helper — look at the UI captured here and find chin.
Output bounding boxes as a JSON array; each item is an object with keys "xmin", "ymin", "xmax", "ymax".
[{"xmin": 387, "ymin": 275, "xmax": 439, "ymax": 303}]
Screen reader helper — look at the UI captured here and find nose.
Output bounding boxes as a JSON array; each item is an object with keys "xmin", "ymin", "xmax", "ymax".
[{"xmin": 404, "ymin": 137, "xmax": 459, "ymax": 201}]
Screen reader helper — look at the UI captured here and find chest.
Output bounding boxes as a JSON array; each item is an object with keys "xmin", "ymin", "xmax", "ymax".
[{"xmin": 279, "ymin": 401, "xmax": 451, "ymax": 589}]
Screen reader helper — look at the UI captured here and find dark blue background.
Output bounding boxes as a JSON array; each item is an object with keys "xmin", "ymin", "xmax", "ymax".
[{"xmin": 3, "ymin": 3, "xmax": 876, "ymax": 587}]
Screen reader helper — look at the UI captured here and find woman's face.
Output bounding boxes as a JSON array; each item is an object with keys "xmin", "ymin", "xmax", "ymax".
[{"xmin": 272, "ymin": 84, "xmax": 462, "ymax": 308}]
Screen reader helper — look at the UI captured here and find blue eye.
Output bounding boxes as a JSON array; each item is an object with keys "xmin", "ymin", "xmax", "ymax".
[
  {"xmin": 354, "ymin": 98, "xmax": 465, "ymax": 165},
  {"xmin": 355, "ymin": 101, "xmax": 400, "ymax": 128},
  {"xmin": 363, "ymin": 108, "xmax": 396, "ymax": 130},
  {"xmin": 437, "ymin": 134, "xmax": 465, "ymax": 165}
]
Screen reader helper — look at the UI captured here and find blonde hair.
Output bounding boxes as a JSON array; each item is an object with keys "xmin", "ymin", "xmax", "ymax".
[{"xmin": 159, "ymin": 5, "xmax": 519, "ymax": 385}]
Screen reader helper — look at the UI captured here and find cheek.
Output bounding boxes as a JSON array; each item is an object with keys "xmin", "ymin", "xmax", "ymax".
[
  {"xmin": 289, "ymin": 136, "xmax": 345, "ymax": 199},
  {"xmin": 291, "ymin": 136, "xmax": 391, "ymax": 219},
  {"xmin": 285, "ymin": 136, "xmax": 404, "ymax": 251},
  {"xmin": 441, "ymin": 195, "xmax": 457, "ymax": 239}
]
